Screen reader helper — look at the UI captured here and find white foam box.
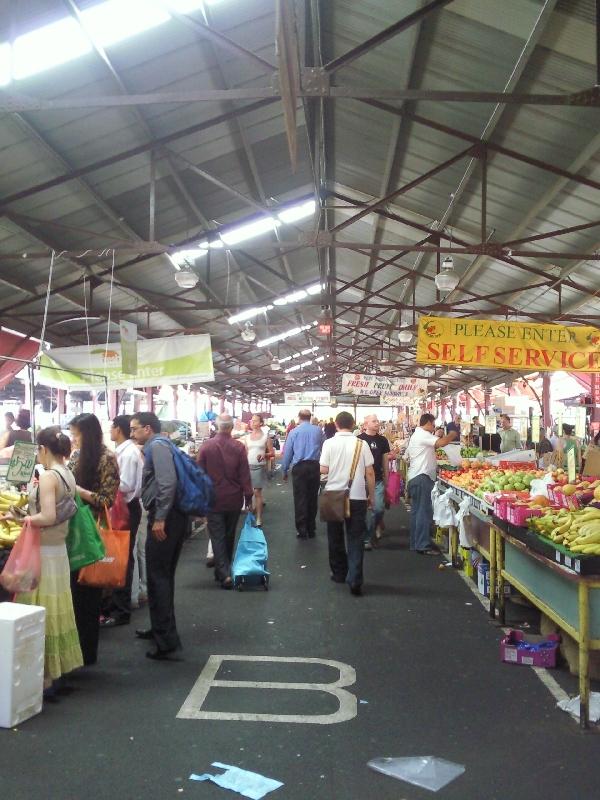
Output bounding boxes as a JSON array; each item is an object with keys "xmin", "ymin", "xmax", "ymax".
[{"xmin": 0, "ymin": 602, "xmax": 46, "ymax": 728}]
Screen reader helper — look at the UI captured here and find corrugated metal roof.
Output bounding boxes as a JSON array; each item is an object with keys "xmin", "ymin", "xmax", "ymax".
[{"xmin": 0, "ymin": 0, "xmax": 598, "ymax": 400}]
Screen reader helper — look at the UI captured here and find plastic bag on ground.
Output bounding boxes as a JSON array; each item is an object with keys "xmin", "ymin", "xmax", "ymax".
[
  {"xmin": 190, "ymin": 762, "xmax": 283, "ymax": 799},
  {"xmin": 368, "ymin": 756, "xmax": 465, "ymax": 792},
  {"xmin": 557, "ymin": 693, "xmax": 600, "ymax": 723}
]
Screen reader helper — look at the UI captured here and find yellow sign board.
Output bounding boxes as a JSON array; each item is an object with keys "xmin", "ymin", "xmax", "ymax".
[
  {"xmin": 531, "ymin": 417, "xmax": 540, "ymax": 445},
  {"xmin": 416, "ymin": 316, "xmax": 600, "ymax": 373}
]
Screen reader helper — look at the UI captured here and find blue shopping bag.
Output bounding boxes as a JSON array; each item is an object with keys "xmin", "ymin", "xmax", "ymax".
[{"xmin": 231, "ymin": 513, "xmax": 270, "ymax": 590}]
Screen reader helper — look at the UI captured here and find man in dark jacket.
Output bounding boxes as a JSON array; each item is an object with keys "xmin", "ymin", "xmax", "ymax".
[
  {"xmin": 131, "ymin": 412, "xmax": 185, "ymax": 660},
  {"xmin": 198, "ymin": 414, "xmax": 253, "ymax": 589}
]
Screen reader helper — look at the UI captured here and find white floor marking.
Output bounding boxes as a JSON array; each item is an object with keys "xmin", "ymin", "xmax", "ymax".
[
  {"xmin": 177, "ymin": 655, "xmax": 357, "ymax": 724},
  {"xmin": 448, "ymin": 557, "xmax": 573, "ymax": 717}
]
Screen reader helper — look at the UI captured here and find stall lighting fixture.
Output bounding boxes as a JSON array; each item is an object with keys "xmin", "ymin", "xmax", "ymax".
[
  {"xmin": 174, "ymin": 268, "xmax": 198, "ymax": 289},
  {"xmin": 257, "ymin": 322, "xmax": 316, "ymax": 348},
  {"xmin": 270, "ymin": 357, "xmax": 281, "ymax": 371},
  {"xmin": 240, "ymin": 322, "xmax": 256, "ymax": 343},
  {"xmin": 434, "ymin": 255, "xmax": 459, "ymax": 292},
  {"xmin": 398, "ymin": 328, "xmax": 414, "ymax": 343}
]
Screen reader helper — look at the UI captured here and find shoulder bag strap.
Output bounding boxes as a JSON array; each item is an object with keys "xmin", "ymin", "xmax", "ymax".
[{"xmin": 347, "ymin": 439, "xmax": 363, "ymax": 490}]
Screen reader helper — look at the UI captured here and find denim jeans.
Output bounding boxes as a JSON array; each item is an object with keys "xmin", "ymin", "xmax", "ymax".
[
  {"xmin": 408, "ymin": 474, "xmax": 435, "ymax": 551},
  {"xmin": 327, "ymin": 499, "xmax": 368, "ymax": 587},
  {"xmin": 364, "ymin": 480, "xmax": 385, "ymax": 543}
]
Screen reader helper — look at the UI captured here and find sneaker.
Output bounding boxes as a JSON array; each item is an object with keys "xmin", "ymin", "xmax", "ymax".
[{"xmin": 364, "ymin": 541, "xmax": 373, "ymax": 551}]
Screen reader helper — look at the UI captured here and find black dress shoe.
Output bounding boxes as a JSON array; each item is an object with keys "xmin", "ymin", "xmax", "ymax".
[
  {"xmin": 206, "ymin": 558, "xmax": 215, "ymax": 568},
  {"xmin": 135, "ymin": 628, "xmax": 153, "ymax": 640},
  {"xmin": 100, "ymin": 616, "xmax": 130, "ymax": 628},
  {"xmin": 221, "ymin": 577, "xmax": 233, "ymax": 590},
  {"xmin": 349, "ymin": 584, "xmax": 362, "ymax": 596},
  {"xmin": 330, "ymin": 574, "xmax": 346, "ymax": 584}
]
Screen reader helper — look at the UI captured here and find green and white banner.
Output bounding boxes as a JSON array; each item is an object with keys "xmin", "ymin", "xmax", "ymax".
[{"xmin": 39, "ymin": 334, "xmax": 214, "ymax": 389}]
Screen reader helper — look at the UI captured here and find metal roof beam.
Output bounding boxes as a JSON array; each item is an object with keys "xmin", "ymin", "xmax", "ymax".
[{"xmin": 323, "ymin": 0, "xmax": 454, "ymax": 74}]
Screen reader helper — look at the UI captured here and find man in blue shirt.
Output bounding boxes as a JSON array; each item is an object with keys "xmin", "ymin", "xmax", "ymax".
[{"xmin": 282, "ymin": 409, "xmax": 324, "ymax": 538}]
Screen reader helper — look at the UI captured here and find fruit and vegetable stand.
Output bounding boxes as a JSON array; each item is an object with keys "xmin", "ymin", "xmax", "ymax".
[
  {"xmin": 437, "ymin": 460, "xmax": 600, "ymax": 729},
  {"xmin": 492, "ymin": 516, "xmax": 600, "ymax": 730}
]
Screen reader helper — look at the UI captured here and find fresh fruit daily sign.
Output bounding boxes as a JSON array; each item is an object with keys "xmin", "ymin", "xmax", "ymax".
[
  {"xmin": 39, "ymin": 334, "xmax": 214, "ymax": 389},
  {"xmin": 416, "ymin": 316, "xmax": 600, "ymax": 373}
]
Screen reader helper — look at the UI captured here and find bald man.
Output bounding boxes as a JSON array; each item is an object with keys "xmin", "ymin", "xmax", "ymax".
[
  {"xmin": 198, "ymin": 414, "xmax": 253, "ymax": 588},
  {"xmin": 358, "ymin": 415, "xmax": 391, "ymax": 548}
]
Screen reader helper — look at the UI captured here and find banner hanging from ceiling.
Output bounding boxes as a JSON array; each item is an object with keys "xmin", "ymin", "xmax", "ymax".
[
  {"xmin": 416, "ymin": 316, "xmax": 600, "ymax": 373},
  {"xmin": 284, "ymin": 391, "xmax": 331, "ymax": 405},
  {"xmin": 342, "ymin": 373, "xmax": 428, "ymax": 398},
  {"xmin": 39, "ymin": 334, "xmax": 214, "ymax": 389}
]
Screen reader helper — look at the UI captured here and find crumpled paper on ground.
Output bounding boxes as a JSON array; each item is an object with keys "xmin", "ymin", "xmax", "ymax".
[
  {"xmin": 557, "ymin": 693, "xmax": 600, "ymax": 723},
  {"xmin": 190, "ymin": 762, "xmax": 283, "ymax": 799}
]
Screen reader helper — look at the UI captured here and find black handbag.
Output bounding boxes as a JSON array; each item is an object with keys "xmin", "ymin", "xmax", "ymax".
[{"xmin": 319, "ymin": 440, "xmax": 362, "ymax": 522}]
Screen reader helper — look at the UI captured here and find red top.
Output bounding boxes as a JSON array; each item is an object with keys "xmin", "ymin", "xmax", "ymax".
[{"xmin": 197, "ymin": 433, "xmax": 253, "ymax": 512}]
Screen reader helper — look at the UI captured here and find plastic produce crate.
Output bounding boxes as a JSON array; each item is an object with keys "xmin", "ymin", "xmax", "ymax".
[{"xmin": 0, "ymin": 602, "xmax": 45, "ymax": 728}]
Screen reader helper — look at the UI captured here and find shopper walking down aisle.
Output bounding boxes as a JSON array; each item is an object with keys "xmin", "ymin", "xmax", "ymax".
[
  {"xmin": 101, "ymin": 415, "xmax": 144, "ymax": 628},
  {"xmin": 244, "ymin": 414, "xmax": 273, "ymax": 527},
  {"xmin": 282, "ymin": 409, "xmax": 324, "ymax": 539},
  {"xmin": 405, "ymin": 414, "xmax": 457, "ymax": 554},
  {"xmin": 320, "ymin": 412, "xmax": 375, "ymax": 596},
  {"xmin": 10, "ymin": 428, "xmax": 82, "ymax": 695},
  {"xmin": 499, "ymin": 414, "xmax": 522, "ymax": 453},
  {"xmin": 198, "ymin": 414, "xmax": 253, "ymax": 590},
  {"xmin": 69, "ymin": 413, "xmax": 119, "ymax": 665},
  {"xmin": 131, "ymin": 412, "xmax": 185, "ymax": 659},
  {"xmin": 358, "ymin": 414, "xmax": 390, "ymax": 549}
]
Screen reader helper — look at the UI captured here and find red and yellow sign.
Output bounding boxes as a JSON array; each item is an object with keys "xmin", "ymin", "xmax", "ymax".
[{"xmin": 416, "ymin": 316, "xmax": 600, "ymax": 373}]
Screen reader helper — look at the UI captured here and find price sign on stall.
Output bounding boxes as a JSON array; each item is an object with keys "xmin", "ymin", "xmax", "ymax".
[
  {"xmin": 576, "ymin": 407, "xmax": 586, "ymax": 439},
  {"xmin": 6, "ymin": 441, "xmax": 37, "ymax": 485},
  {"xmin": 531, "ymin": 417, "xmax": 540, "ymax": 444},
  {"xmin": 484, "ymin": 415, "xmax": 497, "ymax": 434},
  {"xmin": 567, "ymin": 448, "xmax": 577, "ymax": 483}
]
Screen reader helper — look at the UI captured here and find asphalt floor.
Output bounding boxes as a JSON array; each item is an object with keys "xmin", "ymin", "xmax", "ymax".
[{"xmin": 3, "ymin": 477, "xmax": 600, "ymax": 800}]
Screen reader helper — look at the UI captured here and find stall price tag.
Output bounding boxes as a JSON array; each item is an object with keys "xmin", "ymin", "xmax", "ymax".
[
  {"xmin": 567, "ymin": 448, "xmax": 577, "ymax": 483},
  {"xmin": 531, "ymin": 417, "xmax": 540, "ymax": 444},
  {"xmin": 6, "ymin": 441, "xmax": 37, "ymax": 484},
  {"xmin": 575, "ymin": 560, "xmax": 581, "ymax": 574},
  {"xmin": 555, "ymin": 550, "xmax": 561, "ymax": 563},
  {"xmin": 565, "ymin": 556, "xmax": 573, "ymax": 568}
]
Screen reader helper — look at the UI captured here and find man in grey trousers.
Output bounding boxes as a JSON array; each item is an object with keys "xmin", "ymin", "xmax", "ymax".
[{"xmin": 130, "ymin": 412, "xmax": 185, "ymax": 660}]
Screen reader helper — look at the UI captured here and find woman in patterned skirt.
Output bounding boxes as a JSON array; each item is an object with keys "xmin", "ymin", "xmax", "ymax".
[{"xmin": 16, "ymin": 427, "xmax": 83, "ymax": 693}]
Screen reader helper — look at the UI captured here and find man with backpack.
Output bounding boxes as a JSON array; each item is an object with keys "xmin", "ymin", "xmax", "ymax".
[
  {"xmin": 197, "ymin": 414, "xmax": 253, "ymax": 589},
  {"xmin": 130, "ymin": 411, "xmax": 186, "ymax": 660}
]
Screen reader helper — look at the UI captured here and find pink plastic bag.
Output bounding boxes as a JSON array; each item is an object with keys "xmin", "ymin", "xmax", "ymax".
[
  {"xmin": 0, "ymin": 519, "xmax": 42, "ymax": 593},
  {"xmin": 109, "ymin": 490, "xmax": 130, "ymax": 531},
  {"xmin": 385, "ymin": 470, "xmax": 402, "ymax": 506}
]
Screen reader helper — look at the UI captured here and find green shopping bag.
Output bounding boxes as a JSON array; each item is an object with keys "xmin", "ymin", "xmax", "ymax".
[{"xmin": 66, "ymin": 494, "xmax": 105, "ymax": 571}]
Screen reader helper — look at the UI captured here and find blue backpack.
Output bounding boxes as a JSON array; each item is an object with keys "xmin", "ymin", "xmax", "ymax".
[{"xmin": 146, "ymin": 436, "xmax": 215, "ymax": 517}]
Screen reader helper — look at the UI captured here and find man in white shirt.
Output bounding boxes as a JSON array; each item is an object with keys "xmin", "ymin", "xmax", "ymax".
[
  {"xmin": 405, "ymin": 413, "xmax": 457, "ymax": 554},
  {"xmin": 101, "ymin": 414, "xmax": 144, "ymax": 627},
  {"xmin": 320, "ymin": 412, "xmax": 375, "ymax": 596}
]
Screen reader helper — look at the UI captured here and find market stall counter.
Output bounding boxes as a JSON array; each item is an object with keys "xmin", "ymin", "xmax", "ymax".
[{"xmin": 492, "ymin": 515, "xmax": 600, "ymax": 730}]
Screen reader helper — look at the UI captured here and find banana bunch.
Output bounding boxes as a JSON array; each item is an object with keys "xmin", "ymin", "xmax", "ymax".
[
  {"xmin": 0, "ymin": 490, "xmax": 27, "ymax": 547},
  {"xmin": 0, "ymin": 490, "xmax": 28, "ymax": 513},
  {"xmin": 0, "ymin": 518, "xmax": 23, "ymax": 546},
  {"xmin": 544, "ymin": 507, "xmax": 600, "ymax": 552}
]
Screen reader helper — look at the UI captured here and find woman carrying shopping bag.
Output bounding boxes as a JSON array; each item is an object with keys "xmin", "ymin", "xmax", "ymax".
[
  {"xmin": 4, "ymin": 427, "xmax": 83, "ymax": 697},
  {"xmin": 68, "ymin": 413, "xmax": 119, "ymax": 666},
  {"xmin": 244, "ymin": 414, "xmax": 274, "ymax": 527}
]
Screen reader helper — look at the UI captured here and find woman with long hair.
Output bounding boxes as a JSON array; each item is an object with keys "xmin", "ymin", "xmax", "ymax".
[
  {"xmin": 7, "ymin": 427, "xmax": 83, "ymax": 696},
  {"xmin": 244, "ymin": 414, "xmax": 273, "ymax": 527},
  {"xmin": 68, "ymin": 413, "xmax": 119, "ymax": 665}
]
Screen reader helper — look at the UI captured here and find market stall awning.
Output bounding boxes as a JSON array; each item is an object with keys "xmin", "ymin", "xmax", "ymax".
[{"xmin": 0, "ymin": 332, "xmax": 39, "ymax": 390}]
